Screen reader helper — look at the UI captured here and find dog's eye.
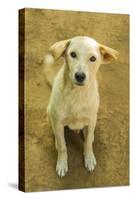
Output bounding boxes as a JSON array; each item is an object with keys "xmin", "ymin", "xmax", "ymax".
[
  {"xmin": 70, "ymin": 51, "xmax": 77, "ymax": 58},
  {"xmin": 90, "ymin": 56, "xmax": 96, "ymax": 62}
]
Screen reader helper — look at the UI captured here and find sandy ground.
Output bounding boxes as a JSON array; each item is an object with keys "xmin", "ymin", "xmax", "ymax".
[{"xmin": 21, "ymin": 8, "xmax": 129, "ymax": 192}]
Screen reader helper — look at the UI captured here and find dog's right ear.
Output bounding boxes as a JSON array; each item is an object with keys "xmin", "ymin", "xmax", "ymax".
[{"xmin": 44, "ymin": 39, "xmax": 70, "ymax": 65}]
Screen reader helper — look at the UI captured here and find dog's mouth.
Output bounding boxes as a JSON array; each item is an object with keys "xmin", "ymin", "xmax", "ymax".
[{"xmin": 75, "ymin": 81, "xmax": 85, "ymax": 86}]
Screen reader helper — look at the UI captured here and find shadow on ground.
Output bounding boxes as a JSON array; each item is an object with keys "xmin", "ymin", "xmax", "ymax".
[{"xmin": 8, "ymin": 183, "xmax": 18, "ymax": 190}]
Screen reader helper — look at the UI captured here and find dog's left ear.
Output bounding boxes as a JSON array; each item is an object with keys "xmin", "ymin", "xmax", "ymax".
[{"xmin": 99, "ymin": 44, "xmax": 119, "ymax": 64}]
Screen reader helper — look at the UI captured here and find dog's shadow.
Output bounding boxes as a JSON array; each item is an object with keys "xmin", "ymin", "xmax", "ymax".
[{"xmin": 64, "ymin": 126, "xmax": 84, "ymax": 154}]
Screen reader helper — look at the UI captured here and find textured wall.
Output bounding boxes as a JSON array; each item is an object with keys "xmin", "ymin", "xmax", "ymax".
[{"xmin": 20, "ymin": 8, "xmax": 129, "ymax": 192}]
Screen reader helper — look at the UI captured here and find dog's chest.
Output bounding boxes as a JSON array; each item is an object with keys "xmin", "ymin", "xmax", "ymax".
[
  {"xmin": 67, "ymin": 90, "xmax": 89, "ymax": 116},
  {"xmin": 62, "ymin": 87, "xmax": 97, "ymax": 129}
]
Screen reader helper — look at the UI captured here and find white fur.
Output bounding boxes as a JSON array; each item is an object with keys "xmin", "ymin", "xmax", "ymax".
[
  {"xmin": 45, "ymin": 36, "xmax": 118, "ymax": 177},
  {"xmin": 44, "ymin": 53, "xmax": 55, "ymax": 65}
]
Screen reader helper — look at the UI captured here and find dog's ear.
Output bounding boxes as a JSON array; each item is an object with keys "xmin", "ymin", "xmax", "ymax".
[
  {"xmin": 44, "ymin": 39, "xmax": 70, "ymax": 65},
  {"xmin": 99, "ymin": 44, "xmax": 119, "ymax": 64}
]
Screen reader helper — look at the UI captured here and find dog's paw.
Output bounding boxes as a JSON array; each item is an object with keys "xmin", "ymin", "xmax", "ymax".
[
  {"xmin": 84, "ymin": 153, "xmax": 96, "ymax": 172},
  {"xmin": 56, "ymin": 159, "xmax": 68, "ymax": 177}
]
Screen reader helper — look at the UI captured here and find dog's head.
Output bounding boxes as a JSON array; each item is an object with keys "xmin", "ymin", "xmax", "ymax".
[{"xmin": 45, "ymin": 36, "xmax": 118, "ymax": 86}]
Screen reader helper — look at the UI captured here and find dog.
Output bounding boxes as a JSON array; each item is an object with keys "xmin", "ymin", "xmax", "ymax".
[{"xmin": 44, "ymin": 36, "xmax": 118, "ymax": 177}]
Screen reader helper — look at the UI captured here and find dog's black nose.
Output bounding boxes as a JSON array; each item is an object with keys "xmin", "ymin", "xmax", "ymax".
[{"xmin": 75, "ymin": 72, "xmax": 86, "ymax": 83}]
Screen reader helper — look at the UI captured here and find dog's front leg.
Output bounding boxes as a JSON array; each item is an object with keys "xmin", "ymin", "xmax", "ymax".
[
  {"xmin": 83, "ymin": 115, "xmax": 97, "ymax": 172},
  {"xmin": 54, "ymin": 123, "xmax": 68, "ymax": 177}
]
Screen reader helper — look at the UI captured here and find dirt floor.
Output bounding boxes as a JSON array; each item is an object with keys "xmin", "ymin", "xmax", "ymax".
[{"xmin": 21, "ymin": 8, "xmax": 129, "ymax": 192}]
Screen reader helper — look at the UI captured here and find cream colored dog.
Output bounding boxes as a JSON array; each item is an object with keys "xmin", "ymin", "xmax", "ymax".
[{"xmin": 44, "ymin": 36, "xmax": 118, "ymax": 177}]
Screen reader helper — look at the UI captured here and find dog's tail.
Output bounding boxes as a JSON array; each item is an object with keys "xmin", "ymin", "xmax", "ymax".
[{"xmin": 43, "ymin": 52, "xmax": 61, "ymax": 88}]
